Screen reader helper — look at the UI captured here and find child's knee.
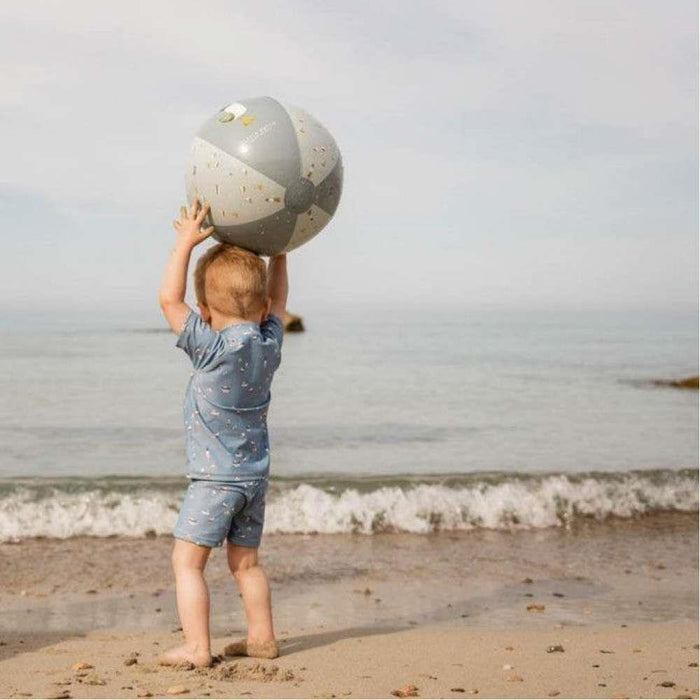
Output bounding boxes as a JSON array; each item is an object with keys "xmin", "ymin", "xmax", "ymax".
[
  {"xmin": 172, "ymin": 539, "xmax": 210, "ymax": 573},
  {"xmin": 227, "ymin": 543, "xmax": 259, "ymax": 577}
]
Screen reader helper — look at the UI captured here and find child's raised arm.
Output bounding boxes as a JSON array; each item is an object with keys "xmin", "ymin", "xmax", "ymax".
[
  {"xmin": 267, "ymin": 254, "xmax": 288, "ymax": 320},
  {"xmin": 159, "ymin": 200, "xmax": 213, "ymax": 334}
]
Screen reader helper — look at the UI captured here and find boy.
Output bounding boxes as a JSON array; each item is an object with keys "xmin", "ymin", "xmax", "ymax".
[{"xmin": 157, "ymin": 199, "xmax": 288, "ymax": 668}]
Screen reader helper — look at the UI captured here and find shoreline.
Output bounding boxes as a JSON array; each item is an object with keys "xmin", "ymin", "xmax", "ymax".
[{"xmin": 0, "ymin": 513, "xmax": 697, "ymax": 698}]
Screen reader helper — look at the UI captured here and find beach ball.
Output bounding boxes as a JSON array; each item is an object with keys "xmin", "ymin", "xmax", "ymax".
[{"xmin": 185, "ymin": 96, "xmax": 343, "ymax": 255}]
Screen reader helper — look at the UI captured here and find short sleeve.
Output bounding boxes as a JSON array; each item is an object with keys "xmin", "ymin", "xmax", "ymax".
[
  {"xmin": 176, "ymin": 310, "xmax": 224, "ymax": 370},
  {"xmin": 261, "ymin": 314, "xmax": 284, "ymax": 349}
]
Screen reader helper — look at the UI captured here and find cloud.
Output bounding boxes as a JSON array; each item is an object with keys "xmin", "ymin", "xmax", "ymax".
[{"xmin": 0, "ymin": 0, "xmax": 696, "ymax": 313}]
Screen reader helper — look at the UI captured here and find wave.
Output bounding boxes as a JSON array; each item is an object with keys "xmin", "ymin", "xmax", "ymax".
[{"xmin": 0, "ymin": 469, "xmax": 696, "ymax": 541}]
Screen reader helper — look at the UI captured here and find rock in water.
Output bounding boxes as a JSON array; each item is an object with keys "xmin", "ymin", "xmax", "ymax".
[
  {"xmin": 650, "ymin": 375, "xmax": 698, "ymax": 390},
  {"xmin": 283, "ymin": 311, "xmax": 305, "ymax": 332}
]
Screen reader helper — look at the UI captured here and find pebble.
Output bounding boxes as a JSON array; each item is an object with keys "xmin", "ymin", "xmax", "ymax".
[
  {"xmin": 658, "ymin": 681, "xmax": 675, "ymax": 688},
  {"xmin": 552, "ymin": 592, "xmax": 564, "ymax": 597},
  {"xmin": 136, "ymin": 690, "xmax": 153, "ymax": 698},
  {"xmin": 167, "ymin": 685, "xmax": 189, "ymax": 695},
  {"xmin": 502, "ymin": 664, "xmax": 514, "ymax": 670},
  {"xmin": 599, "ymin": 649, "xmax": 615, "ymax": 654},
  {"xmin": 526, "ymin": 604, "xmax": 545, "ymax": 612},
  {"xmin": 522, "ymin": 577, "xmax": 533, "ymax": 584},
  {"xmin": 546, "ymin": 645, "xmax": 565, "ymax": 653},
  {"xmin": 506, "ymin": 675, "xmax": 524, "ymax": 683},
  {"xmin": 504, "ymin": 645, "xmax": 515, "ymax": 651},
  {"xmin": 688, "ymin": 662, "xmax": 698, "ymax": 667},
  {"xmin": 469, "ymin": 690, "xmax": 479, "ymax": 695},
  {"xmin": 85, "ymin": 678, "xmax": 106, "ymax": 686},
  {"xmin": 391, "ymin": 684, "xmax": 419, "ymax": 697},
  {"xmin": 547, "ymin": 692, "xmax": 560, "ymax": 698},
  {"xmin": 71, "ymin": 662, "xmax": 93, "ymax": 671},
  {"xmin": 124, "ymin": 657, "xmax": 138, "ymax": 666},
  {"xmin": 48, "ymin": 692, "xmax": 71, "ymax": 700},
  {"xmin": 450, "ymin": 688, "xmax": 465, "ymax": 693}
]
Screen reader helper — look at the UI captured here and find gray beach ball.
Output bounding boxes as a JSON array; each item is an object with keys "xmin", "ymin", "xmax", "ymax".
[{"xmin": 185, "ymin": 96, "xmax": 343, "ymax": 255}]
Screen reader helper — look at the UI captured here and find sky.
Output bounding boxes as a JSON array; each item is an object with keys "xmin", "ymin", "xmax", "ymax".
[{"xmin": 0, "ymin": 0, "xmax": 697, "ymax": 318}]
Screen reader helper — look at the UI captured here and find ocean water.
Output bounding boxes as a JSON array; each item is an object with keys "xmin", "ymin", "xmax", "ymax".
[{"xmin": 0, "ymin": 307, "xmax": 697, "ymax": 540}]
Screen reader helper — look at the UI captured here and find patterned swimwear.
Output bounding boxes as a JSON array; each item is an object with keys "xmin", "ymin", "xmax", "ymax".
[
  {"xmin": 173, "ymin": 478, "xmax": 268, "ymax": 548},
  {"xmin": 172, "ymin": 310, "xmax": 283, "ymax": 548}
]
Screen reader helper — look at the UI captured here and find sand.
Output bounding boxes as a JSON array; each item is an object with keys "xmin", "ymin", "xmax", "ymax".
[
  {"xmin": 0, "ymin": 513, "xmax": 697, "ymax": 699},
  {"xmin": 0, "ymin": 620, "xmax": 697, "ymax": 699}
]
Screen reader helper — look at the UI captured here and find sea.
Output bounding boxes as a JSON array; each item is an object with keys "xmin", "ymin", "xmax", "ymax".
[{"xmin": 0, "ymin": 306, "xmax": 697, "ymax": 542}]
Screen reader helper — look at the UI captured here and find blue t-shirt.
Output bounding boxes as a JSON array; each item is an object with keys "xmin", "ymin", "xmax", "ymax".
[{"xmin": 176, "ymin": 310, "xmax": 283, "ymax": 481}]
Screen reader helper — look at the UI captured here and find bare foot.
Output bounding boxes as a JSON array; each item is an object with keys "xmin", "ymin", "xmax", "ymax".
[
  {"xmin": 223, "ymin": 638, "xmax": 279, "ymax": 659},
  {"xmin": 157, "ymin": 644, "xmax": 212, "ymax": 668}
]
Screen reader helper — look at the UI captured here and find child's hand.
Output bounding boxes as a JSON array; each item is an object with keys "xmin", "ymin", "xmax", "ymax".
[{"xmin": 173, "ymin": 199, "xmax": 214, "ymax": 247}]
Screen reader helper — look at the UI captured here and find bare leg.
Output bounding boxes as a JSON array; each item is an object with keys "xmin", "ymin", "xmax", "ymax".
[
  {"xmin": 158, "ymin": 539, "xmax": 213, "ymax": 668},
  {"xmin": 224, "ymin": 543, "xmax": 278, "ymax": 658}
]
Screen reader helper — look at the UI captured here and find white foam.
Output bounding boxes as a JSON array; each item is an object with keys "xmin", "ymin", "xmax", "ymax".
[
  {"xmin": 0, "ymin": 489, "xmax": 180, "ymax": 542},
  {"xmin": 265, "ymin": 474, "xmax": 698, "ymax": 534},
  {"xmin": 0, "ymin": 472, "xmax": 696, "ymax": 542}
]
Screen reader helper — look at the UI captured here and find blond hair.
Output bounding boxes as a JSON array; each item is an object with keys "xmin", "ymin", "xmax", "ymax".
[{"xmin": 194, "ymin": 243, "xmax": 267, "ymax": 318}]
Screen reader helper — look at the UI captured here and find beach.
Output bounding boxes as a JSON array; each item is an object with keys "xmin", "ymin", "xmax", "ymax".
[
  {"xmin": 0, "ymin": 310, "xmax": 697, "ymax": 698},
  {"xmin": 1, "ymin": 512, "xmax": 697, "ymax": 699},
  {"xmin": 2, "ymin": 0, "xmax": 699, "ymax": 694}
]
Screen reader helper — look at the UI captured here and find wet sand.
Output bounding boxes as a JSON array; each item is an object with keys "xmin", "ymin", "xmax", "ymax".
[{"xmin": 0, "ymin": 513, "xmax": 697, "ymax": 698}]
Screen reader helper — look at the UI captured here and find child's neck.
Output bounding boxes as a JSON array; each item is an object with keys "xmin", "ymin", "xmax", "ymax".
[{"xmin": 210, "ymin": 311, "xmax": 261, "ymax": 331}]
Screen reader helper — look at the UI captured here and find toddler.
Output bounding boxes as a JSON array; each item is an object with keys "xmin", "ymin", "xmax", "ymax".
[{"xmin": 157, "ymin": 199, "xmax": 287, "ymax": 668}]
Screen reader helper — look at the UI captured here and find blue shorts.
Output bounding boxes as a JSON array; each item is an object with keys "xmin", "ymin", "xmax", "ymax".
[{"xmin": 173, "ymin": 478, "xmax": 268, "ymax": 548}]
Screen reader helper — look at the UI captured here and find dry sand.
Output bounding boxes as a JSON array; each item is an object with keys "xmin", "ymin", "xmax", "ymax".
[
  {"xmin": 0, "ymin": 514, "xmax": 697, "ymax": 699},
  {"xmin": 0, "ymin": 619, "xmax": 697, "ymax": 699}
]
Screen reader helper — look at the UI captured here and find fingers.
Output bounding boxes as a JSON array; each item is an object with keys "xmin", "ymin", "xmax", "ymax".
[
  {"xmin": 174, "ymin": 200, "xmax": 212, "ymax": 242},
  {"xmin": 195, "ymin": 202, "xmax": 211, "ymax": 225}
]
